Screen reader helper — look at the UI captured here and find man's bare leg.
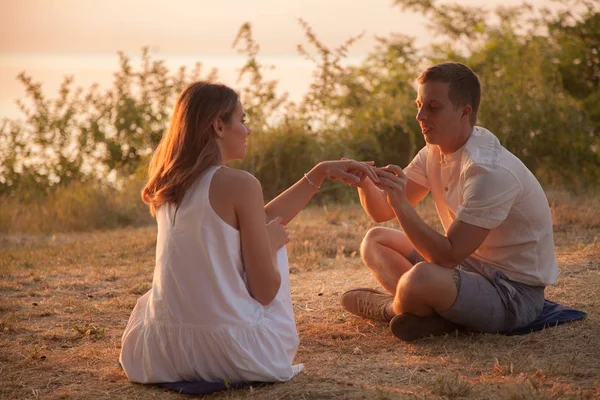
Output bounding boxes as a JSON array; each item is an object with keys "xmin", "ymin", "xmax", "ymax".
[
  {"xmin": 340, "ymin": 227, "xmax": 415, "ymax": 321},
  {"xmin": 393, "ymin": 261, "xmax": 458, "ymax": 316},
  {"xmin": 360, "ymin": 227, "xmax": 415, "ymax": 294},
  {"xmin": 389, "ymin": 262, "xmax": 462, "ymax": 341},
  {"xmin": 344, "ymin": 228, "xmax": 459, "ymax": 329}
]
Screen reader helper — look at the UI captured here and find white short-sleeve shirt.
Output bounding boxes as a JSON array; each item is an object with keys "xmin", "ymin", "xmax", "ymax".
[{"xmin": 404, "ymin": 127, "xmax": 559, "ymax": 286}]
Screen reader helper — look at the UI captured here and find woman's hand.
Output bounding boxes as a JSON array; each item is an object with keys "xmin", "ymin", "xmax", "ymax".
[
  {"xmin": 320, "ymin": 159, "xmax": 380, "ymax": 187},
  {"xmin": 266, "ymin": 216, "xmax": 289, "ymax": 250},
  {"xmin": 374, "ymin": 165, "xmax": 409, "ymax": 207}
]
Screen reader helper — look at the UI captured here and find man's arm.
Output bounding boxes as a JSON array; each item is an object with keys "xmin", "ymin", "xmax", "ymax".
[
  {"xmin": 375, "ymin": 165, "xmax": 489, "ymax": 267},
  {"xmin": 357, "ymin": 178, "xmax": 393, "ymax": 222},
  {"xmin": 392, "ymin": 201, "xmax": 490, "ymax": 267},
  {"xmin": 358, "ymin": 177, "xmax": 429, "ymax": 222}
]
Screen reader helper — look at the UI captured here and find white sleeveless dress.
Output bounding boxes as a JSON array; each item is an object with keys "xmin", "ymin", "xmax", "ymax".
[{"xmin": 119, "ymin": 166, "xmax": 303, "ymax": 383}]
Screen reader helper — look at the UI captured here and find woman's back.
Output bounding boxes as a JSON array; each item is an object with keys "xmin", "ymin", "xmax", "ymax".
[
  {"xmin": 150, "ymin": 166, "xmax": 263, "ymax": 326},
  {"xmin": 120, "ymin": 166, "xmax": 301, "ymax": 383}
]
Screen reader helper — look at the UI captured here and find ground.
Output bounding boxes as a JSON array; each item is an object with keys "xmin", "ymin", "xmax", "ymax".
[{"xmin": 1, "ymin": 192, "xmax": 599, "ymax": 399}]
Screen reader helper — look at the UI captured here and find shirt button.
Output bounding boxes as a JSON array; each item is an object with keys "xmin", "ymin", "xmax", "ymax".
[{"xmin": 444, "ymin": 187, "xmax": 449, "ymax": 192}]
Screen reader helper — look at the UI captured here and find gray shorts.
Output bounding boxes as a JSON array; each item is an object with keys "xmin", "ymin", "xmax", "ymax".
[{"xmin": 407, "ymin": 251, "xmax": 545, "ymax": 333}]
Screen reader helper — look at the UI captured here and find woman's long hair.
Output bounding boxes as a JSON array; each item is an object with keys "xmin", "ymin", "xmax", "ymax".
[{"xmin": 142, "ymin": 81, "xmax": 239, "ymax": 216}]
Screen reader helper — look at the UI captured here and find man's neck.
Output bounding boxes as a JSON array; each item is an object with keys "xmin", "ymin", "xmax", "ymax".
[{"xmin": 439, "ymin": 126, "xmax": 474, "ymax": 155}]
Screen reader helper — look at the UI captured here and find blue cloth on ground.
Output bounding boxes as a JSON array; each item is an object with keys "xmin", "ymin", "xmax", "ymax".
[
  {"xmin": 157, "ymin": 380, "xmax": 271, "ymax": 395},
  {"xmin": 114, "ymin": 361, "xmax": 270, "ymax": 395},
  {"xmin": 503, "ymin": 299, "xmax": 586, "ymax": 335}
]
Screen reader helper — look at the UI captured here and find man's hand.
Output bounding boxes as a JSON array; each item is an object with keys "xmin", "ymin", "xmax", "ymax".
[
  {"xmin": 374, "ymin": 165, "xmax": 409, "ymax": 208},
  {"xmin": 320, "ymin": 159, "xmax": 380, "ymax": 186},
  {"xmin": 328, "ymin": 158, "xmax": 378, "ymax": 187}
]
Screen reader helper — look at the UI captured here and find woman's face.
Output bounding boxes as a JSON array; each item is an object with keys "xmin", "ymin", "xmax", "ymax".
[{"xmin": 220, "ymin": 100, "xmax": 251, "ymax": 162}]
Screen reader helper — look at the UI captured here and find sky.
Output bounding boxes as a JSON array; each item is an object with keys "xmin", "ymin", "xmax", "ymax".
[
  {"xmin": 0, "ymin": 0, "xmax": 557, "ymax": 120},
  {"xmin": 0, "ymin": 0, "xmax": 557, "ymax": 55}
]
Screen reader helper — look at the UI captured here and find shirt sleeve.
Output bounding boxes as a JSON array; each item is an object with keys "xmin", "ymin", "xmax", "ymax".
[
  {"xmin": 456, "ymin": 164, "xmax": 522, "ymax": 229},
  {"xmin": 403, "ymin": 146, "xmax": 430, "ymax": 189}
]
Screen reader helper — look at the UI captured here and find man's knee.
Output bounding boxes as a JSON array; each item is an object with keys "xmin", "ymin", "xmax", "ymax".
[
  {"xmin": 397, "ymin": 262, "xmax": 457, "ymax": 302},
  {"xmin": 395, "ymin": 262, "xmax": 457, "ymax": 314},
  {"xmin": 360, "ymin": 227, "xmax": 387, "ymax": 261},
  {"xmin": 397, "ymin": 262, "xmax": 436, "ymax": 296},
  {"xmin": 393, "ymin": 263, "xmax": 434, "ymax": 315}
]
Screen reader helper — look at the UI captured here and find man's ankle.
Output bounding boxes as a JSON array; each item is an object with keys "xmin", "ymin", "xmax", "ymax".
[{"xmin": 384, "ymin": 303, "xmax": 396, "ymax": 321}]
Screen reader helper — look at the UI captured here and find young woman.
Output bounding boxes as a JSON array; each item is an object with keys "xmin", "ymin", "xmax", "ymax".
[{"xmin": 119, "ymin": 81, "xmax": 378, "ymax": 384}]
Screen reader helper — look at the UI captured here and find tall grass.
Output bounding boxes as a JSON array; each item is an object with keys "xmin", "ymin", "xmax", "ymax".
[{"xmin": 0, "ymin": 178, "xmax": 151, "ymax": 233}]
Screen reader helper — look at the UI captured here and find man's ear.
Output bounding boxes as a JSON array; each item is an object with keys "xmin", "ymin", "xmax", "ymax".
[
  {"xmin": 213, "ymin": 118, "xmax": 224, "ymax": 138},
  {"xmin": 462, "ymin": 104, "xmax": 472, "ymax": 120}
]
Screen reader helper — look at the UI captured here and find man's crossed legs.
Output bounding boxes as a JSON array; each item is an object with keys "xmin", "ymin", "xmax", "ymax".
[{"xmin": 341, "ymin": 227, "xmax": 545, "ymax": 341}]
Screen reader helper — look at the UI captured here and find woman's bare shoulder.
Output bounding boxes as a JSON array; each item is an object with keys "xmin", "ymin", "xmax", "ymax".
[
  {"xmin": 209, "ymin": 168, "xmax": 263, "ymax": 227},
  {"xmin": 212, "ymin": 167, "xmax": 262, "ymax": 197}
]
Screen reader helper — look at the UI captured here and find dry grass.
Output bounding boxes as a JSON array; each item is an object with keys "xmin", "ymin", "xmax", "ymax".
[{"xmin": 1, "ymin": 192, "xmax": 599, "ymax": 399}]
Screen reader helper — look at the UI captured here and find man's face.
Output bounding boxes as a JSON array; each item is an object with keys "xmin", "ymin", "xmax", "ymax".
[{"xmin": 415, "ymin": 80, "xmax": 466, "ymax": 150}]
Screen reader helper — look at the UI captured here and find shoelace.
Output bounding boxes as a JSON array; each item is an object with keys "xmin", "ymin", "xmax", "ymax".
[{"xmin": 357, "ymin": 297, "xmax": 383, "ymax": 320}]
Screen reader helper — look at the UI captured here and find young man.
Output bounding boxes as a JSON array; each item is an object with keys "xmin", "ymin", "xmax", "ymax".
[{"xmin": 341, "ymin": 62, "xmax": 559, "ymax": 341}]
